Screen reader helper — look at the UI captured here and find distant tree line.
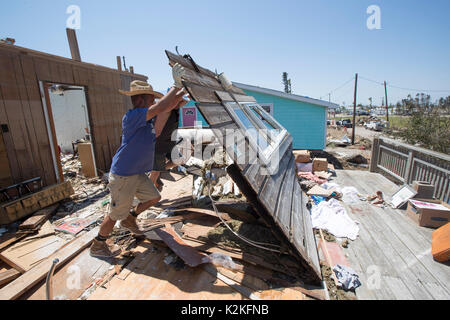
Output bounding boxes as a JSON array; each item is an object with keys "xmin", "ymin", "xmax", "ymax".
[{"xmin": 390, "ymin": 93, "xmax": 450, "ymax": 154}]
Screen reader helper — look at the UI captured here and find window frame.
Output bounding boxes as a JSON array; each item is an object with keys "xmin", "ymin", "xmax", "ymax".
[{"xmin": 223, "ymin": 101, "xmax": 288, "ymax": 165}]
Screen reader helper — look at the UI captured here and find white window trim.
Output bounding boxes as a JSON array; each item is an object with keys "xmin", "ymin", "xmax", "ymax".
[
  {"xmin": 223, "ymin": 102, "xmax": 288, "ymax": 166},
  {"xmin": 259, "ymin": 103, "xmax": 274, "ymax": 116}
]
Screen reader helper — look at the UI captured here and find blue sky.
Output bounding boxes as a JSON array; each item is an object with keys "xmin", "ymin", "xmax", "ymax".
[{"xmin": 1, "ymin": 0, "xmax": 450, "ymax": 106}]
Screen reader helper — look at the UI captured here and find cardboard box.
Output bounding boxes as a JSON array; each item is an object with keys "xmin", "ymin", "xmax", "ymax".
[
  {"xmin": 293, "ymin": 150, "xmax": 311, "ymax": 163},
  {"xmin": 432, "ymin": 223, "xmax": 450, "ymax": 262},
  {"xmin": 313, "ymin": 158, "xmax": 328, "ymax": 173},
  {"xmin": 406, "ymin": 199, "xmax": 450, "ymax": 228},
  {"xmin": 412, "ymin": 181, "xmax": 435, "ymax": 200}
]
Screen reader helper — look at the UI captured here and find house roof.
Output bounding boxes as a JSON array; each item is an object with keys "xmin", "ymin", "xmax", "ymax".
[{"xmin": 233, "ymin": 82, "xmax": 339, "ymax": 109}]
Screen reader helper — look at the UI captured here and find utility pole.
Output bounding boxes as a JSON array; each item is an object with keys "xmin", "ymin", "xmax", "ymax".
[
  {"xmin": 352, "ymin": 73, "xmax": 358, "ymax": 145},
  {"xmin": 384, "ymin": 81, "xmax": 389, "ymax": 128}
]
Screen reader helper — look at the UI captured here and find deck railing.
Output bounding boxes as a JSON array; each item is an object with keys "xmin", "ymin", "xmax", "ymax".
[{"xmin": 370, "ymin": 137, "xmax": 450, "ymax": 203}]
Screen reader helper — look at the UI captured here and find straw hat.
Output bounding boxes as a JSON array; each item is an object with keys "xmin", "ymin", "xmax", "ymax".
[{"xmin": 119, "ymin": 80, "xmax": 163, "ymax": 98}]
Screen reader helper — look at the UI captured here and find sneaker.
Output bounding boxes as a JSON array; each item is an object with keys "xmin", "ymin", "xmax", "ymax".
[
  {"xmin": 120, "ymin": 216, "xmax": 144, "ymax": 236},
  {"xmin": 90, "ymin": 239, "xmax": 121, "ymax": 258}
]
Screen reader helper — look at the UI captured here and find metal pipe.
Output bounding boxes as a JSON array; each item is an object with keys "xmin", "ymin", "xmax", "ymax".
[{"xmin": 46, "ymin": 258, "xmax": 59, "ymax": 300}]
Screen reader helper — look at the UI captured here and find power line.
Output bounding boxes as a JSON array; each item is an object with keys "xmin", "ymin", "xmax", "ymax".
[
  {"xmin": 387, "ymin": 84, "xmax": 450, "ymax": 93},
  {"xmin": 319, "ymin": 76, "xmax": 355, "ymax": 100},
  {"xmin": 359, "ymin": 75, "xmax": 450, "ymax": 93}
]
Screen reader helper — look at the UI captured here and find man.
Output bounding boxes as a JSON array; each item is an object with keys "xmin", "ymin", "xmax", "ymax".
[{"xmin": 90, "ymin": 64, "xmax": 187, "ymax": 258}]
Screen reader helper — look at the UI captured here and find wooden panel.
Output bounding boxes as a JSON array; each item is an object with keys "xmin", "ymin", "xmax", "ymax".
[
  {"xmin": 215, "ymin": 90, "xmax": 257, "ymax": 103},
  {"xmin": 0, "ymin": 131, "xmax": 12, "ymax": 188},
  {"xmin": 183, "ymin": 81, "xmax": 221, "ymax": 103},
  {"xmin": 171, "ymin": 51, "xmax": 322, "ymax": 283},
  {"xmin": 0, "ymin": 51, "xmax": 34, "ymax": 182},
  {"xmin": 196, "ymin": 103, "xmax": 232, "ymax": 126},
  {"xmin": 243, "ymin": 162, "xmax": 267, "ymax": 194},
  {"xmin": 291, "ymin": 180, "xmax": 305, "ymax": 252},
  {"xmin": 0, "ymin": 89, "xmax": 20, "ymax": 185},
  {"xmin": 23, "ymin": 55, "xmax": 56, "ymax": 186},
  {"xmin": 0, "ymin": 234, "xmax": 66, "ymax": 273},
  {"xmin": 10, "ymin": 55, "xmax": 41, "ymax": 180},
  {"xmin": 0, "ymin": 227, "xmax": 99, "ymax": 300},
  {"xmin": 259, "ymin": 146, "xmax": 292, "ymax": 214},
  {"xmin": 274, "ymin": 154, "xmax": 296, "ymax": 234}
]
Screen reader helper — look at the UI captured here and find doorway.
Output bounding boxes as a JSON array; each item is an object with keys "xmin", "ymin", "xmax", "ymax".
[{"xmin": 39, "ymin": 82, "xmax": 97, "ymax": 182}]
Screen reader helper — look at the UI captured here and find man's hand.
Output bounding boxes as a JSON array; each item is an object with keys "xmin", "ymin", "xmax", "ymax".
[
  {"xmin": 172, "ymin": 63, "xmax": 186, "ymax": 89},
  {"xmin": 176, "ymin": 98, "xmax": 189, "ymax": 109}
]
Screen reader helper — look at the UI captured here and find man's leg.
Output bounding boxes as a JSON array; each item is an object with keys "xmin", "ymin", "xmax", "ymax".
[
  {"xmin": 98, "ymin": 216, "xmax": 116, "ymax": 238},
  {"xmin": 121, "ymin": 174, "xmax": 161, "ymax": 235},
  {"xmin": 90, "ymin": 174, "xmax": 137, "ymax": 258},
  {"xmin": 149, "ymin": 171, "xmax": 162, "ymax": 191}
]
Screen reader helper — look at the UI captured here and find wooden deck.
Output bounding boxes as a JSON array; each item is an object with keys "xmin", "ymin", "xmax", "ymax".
[{"xmin": 333, "ymin": 170, "xmax": 450, "ymax": 300}]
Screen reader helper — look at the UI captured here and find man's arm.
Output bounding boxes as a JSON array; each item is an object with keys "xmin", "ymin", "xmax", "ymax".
[
  {"xmin": 154, "ymin": 97, "xmax": 189, "ymax": 137},
  {"xmin": 146, "ymin": 87, "xmax": 185, "ymax": 122}
]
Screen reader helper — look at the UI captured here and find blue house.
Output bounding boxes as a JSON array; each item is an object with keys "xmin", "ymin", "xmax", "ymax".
[{"xmin": 179, "ymin": 82, "xmax": 338, "ymax": 150}]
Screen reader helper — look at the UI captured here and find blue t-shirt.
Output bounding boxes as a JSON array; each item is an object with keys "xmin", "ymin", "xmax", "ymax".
[{"xmin": 110, "ymin": 108, "xmax": 156, "ymax": 176}]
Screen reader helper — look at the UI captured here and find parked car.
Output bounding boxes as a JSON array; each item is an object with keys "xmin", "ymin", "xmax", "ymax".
[
  {"xmin": 341, "ymin": 119, "xmax": 353, "ymax": 128},
  {"xmin": 365, "ymin": 121, "xmax": 384, "ymax": 131}
]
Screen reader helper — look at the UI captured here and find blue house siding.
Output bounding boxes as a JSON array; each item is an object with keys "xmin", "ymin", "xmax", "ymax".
[{"xmin": 241, "ymin": 89, "xmax": 326, "ymax": 150}]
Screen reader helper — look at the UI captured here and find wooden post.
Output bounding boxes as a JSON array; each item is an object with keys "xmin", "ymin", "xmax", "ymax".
[
  {"xmin": 65, "ymin": 28, "xmax": 81, "ymax": 62},
  {"xmin": 116, "ymin": 56, "xmax": 122, "ymax": 72},
  {"xmin": 384, "ymin": 81, "xmax": 389, "ymax": 128},
  {"xmin": 370, "ymin": 137, "xmax": 380, "ymax": 172},
  {"xmin": 404, "ymin": 150, "xmax": 416, "ymax": 184},
  {"xmin": 352, "ymin": 73, "xmax": 358, "ymax": 145},
  {"xmin": 129, "ymin": 66, "xmax": 134, "ymax": 74}
]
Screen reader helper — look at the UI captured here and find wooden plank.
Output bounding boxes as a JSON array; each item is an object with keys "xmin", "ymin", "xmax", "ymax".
[
  {"xmin": 0, "ymin": 51, "xmax": 33, "ymax": 182},
  {"xmin": 66, "ymin": 28, "xmax": 81, "ymax": 62},
  {"xmin": 0, "ymin": 233, "xmax": 30, "ymax": 252},
  {"xmin": 154, "ymin": 224, "xmax": 207, "ymax": 267},
  {"xmin": 18, "ymin": 204, "xmax": 59, "ymax": 230},
  {"xmin": 259, "ymin": 147, "xmax": 292, "ymax": 214},
  {"xmin": 23, "ymin": 55, "xmax": 57, "ymax": 186},
  {"xmin": 0, "ymin": 226, "xmax": 99, "ymax": 300},
  {"xmin": 183, "ymin": 81, "xmax": 221, "ymax": 103},
  {"xmin": 0, "ymin": 235, "xmax": 66, "ymax": 273},
  {"xmin": 215, "ymin": 91, "xmax": 257, "ymax": 103},
  {"xmin": 0, "ymin": 269, "xmax": 20, "ymax": 286},
  {"xmin": 274, "ymin": 155, "xmax": 295, "ymax": 234},
  {"xmin": 291, "ymin": 181, "xmax": 305, "ymax": 252},
  {"xmin": 196, "ymin": 104, "xmax": 232, "ymax": 126},
  {"xmin": 202, "ymin": 263, "xmax": 261, "ymax": 300},
  {"xmin": 10, "ymin": 55, "xmax": 43, "ymax": 181}
]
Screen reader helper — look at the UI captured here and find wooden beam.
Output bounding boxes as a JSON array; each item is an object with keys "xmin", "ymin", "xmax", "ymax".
[
  {"xmin": 66, "ymin": 28, "xmax": 81, "ymax": 62},
  {"xmin": 0, "ymin": 227, "xmax": 99, "ymax": 300},
  {"xmin": 0, "ymin": 269, "xmax": 20, "ymax": 286},
  {"xmin": 116, "ymin": 56, "xmax": 122, "ymax": 72}
]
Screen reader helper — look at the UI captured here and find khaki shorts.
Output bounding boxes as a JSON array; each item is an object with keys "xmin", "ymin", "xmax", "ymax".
[{"xmin": 108, "ymin": 173, "xmax": 160, "ymax": 221}]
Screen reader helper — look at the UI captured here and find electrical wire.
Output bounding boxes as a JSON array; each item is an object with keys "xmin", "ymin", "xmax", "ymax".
[
  {"xmin": 319, "ymin": 76, "xmax": 355, "ymax": 100},
  {"xmin": 206, "ymin": 180, "xmax": 283, "ymax": 253},
  {"xmin": 359, "ymin": 75, "xmax": 450, "ymax": 93}
]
